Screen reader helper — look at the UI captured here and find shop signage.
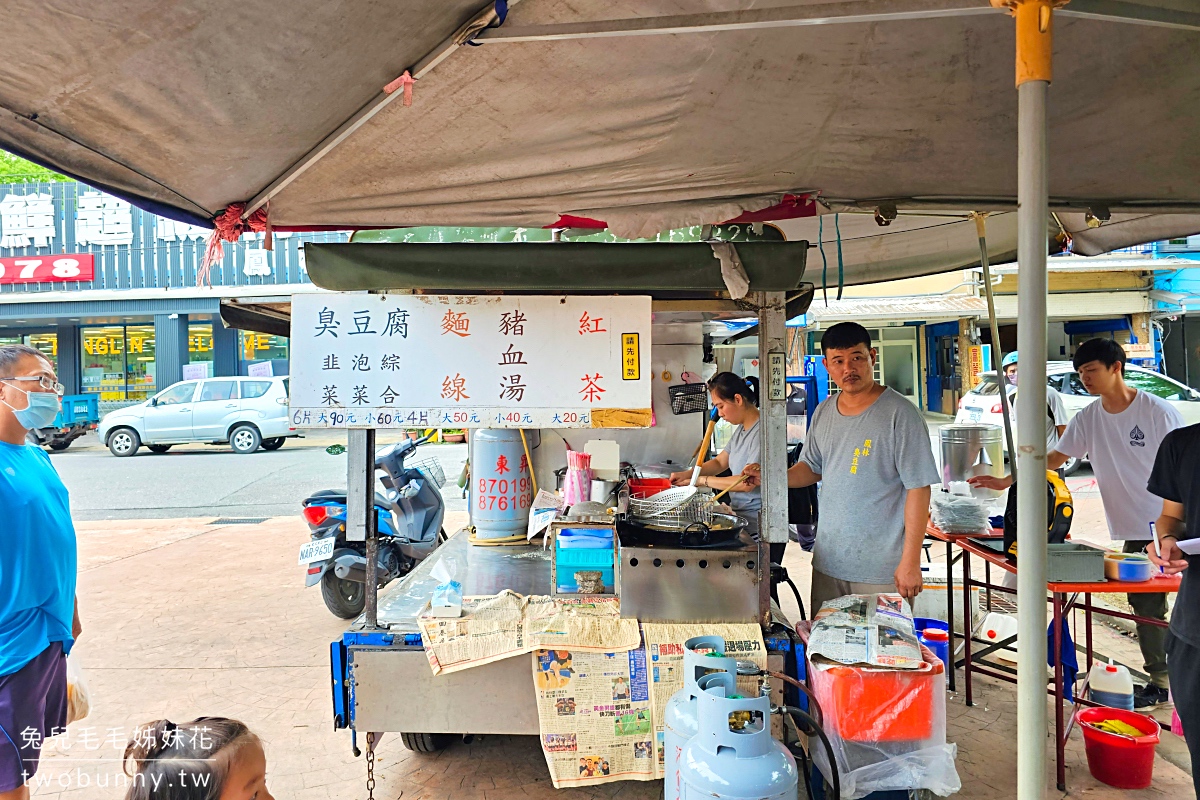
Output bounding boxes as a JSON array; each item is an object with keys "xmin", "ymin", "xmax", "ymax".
[
  {"xmin": 767, "ymin": 352, "xmax": 786, "ymax": 401},
  {"xmin": 967, "ymin": 345, "xmax": 984, "ymax": 389},
  {"xmin": 1125, "ymin": 342, "xmax": 1153, "ymax": 357},
  {"xmin": 289, "ymin": 294, "xmax": 653, "ymax": 429},
  {"xmin": 182, "ymin": 364, "xmax": 208, "ymax": 381},
  {"xmin": 0, "ymin": 253, "xmax": 94, "ymax": 284}
]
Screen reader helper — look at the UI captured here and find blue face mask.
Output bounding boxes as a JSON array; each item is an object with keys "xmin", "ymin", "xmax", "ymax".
[{"xmin": 3, "ymin": 383, "xmax": 61, "ymax": 431}]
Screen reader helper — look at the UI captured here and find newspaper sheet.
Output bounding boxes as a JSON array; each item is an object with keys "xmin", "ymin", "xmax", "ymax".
[
  {"xmin": 808, "ymin": 593, "xmax": 923, "ymax": 669},
  {"xmin": 640, "ymin": 623, "xmax": 768, "ymax": 779},
  {"xmin": 533, "ymin": 646, "xmax": 657, "ymax": 788},
  {"xmin": 418, "ymin": 592, "xmax": 641, "ymax": 675}
]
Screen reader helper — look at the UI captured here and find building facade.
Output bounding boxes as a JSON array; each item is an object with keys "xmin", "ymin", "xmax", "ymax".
[
  {"xmin": 0, "ymin": 181, "xmax": 347, "ymax": 406},
  {"xmin": 1151, "ymin": 237, "xmax": 1200, "ymax": 389}
]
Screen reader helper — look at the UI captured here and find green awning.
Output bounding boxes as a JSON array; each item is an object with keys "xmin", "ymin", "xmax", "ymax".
[{"xmin": 304, "ymin": 242, "xmax": 807, "ymax": 294}]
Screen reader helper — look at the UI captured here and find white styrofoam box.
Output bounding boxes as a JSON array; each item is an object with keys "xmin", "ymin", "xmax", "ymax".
[{"xmin": 916, "ymin": 562, "xmax": 982, "ymax": 637}]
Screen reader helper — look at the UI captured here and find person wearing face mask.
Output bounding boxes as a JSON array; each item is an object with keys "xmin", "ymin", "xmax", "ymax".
[
  {"xmin": 0, "ymin": 344, "xmax": 80, "ymax": 800},
  {"xmin": 1001, "ymin": 351, "xmax": 1068, "ymax": 453}
]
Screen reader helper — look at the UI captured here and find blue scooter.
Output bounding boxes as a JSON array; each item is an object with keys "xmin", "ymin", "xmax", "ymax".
[{"xmin": 300, "ymin": 434, "xmax": 447, "ymax": 618}]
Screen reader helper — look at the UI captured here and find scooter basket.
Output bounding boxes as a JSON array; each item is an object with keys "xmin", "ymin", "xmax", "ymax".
[{"xmin": 412, "ymin": 458, "xmax": 447, "ymax": 488}]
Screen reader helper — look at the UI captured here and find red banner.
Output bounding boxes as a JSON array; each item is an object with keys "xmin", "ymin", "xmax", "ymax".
[{"xmin": 0, "ymin": 254, "xmax": 95, "ymax": 284}]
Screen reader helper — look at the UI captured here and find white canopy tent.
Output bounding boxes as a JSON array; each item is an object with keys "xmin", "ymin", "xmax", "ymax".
[{"xmin": 4, "ymin": 2, "xmax": 1200, "ymax": 795}]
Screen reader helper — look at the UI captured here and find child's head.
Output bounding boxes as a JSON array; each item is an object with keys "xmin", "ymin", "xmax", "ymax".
[{"xmin": 123, "ymin": 717, "xmax": 272, "ymax": 800}]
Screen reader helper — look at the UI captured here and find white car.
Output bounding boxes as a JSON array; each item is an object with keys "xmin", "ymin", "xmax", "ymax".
[
  {"xmin": 955, "ymin": 362, "xmax": 1200, "ymax": 474},
  {"xmin": 99, "ymin": 376, "xmax": 300, "ymax": 456}
]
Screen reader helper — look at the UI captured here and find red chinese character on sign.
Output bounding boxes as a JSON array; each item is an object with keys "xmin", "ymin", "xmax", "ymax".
[
  {"xmin": 578, "ymin": 311, "xmax": 606, "ymax": 335},
  {"xmin": 496, "ymin": 454, "xmax": 510, "ymax": 475},
  {"xmin": 580, "ymin": 373, "xmax": 606, "ymax": 403},
  {"xmin": 441, "ymin": 373, "xmax": 470, "ymax": 401},
  {"xmin": 441, "ymin": 309, "xmax": 470, "ymax": 337},
  {"xmin": 519, "ymin": 454, "xmax": 528, "ymax": 473}
]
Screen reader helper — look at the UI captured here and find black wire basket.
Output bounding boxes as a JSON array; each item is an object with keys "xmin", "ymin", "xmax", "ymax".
[{"xmin": 668, "ymin": 383, "xmax": 709, "ymax": 415}]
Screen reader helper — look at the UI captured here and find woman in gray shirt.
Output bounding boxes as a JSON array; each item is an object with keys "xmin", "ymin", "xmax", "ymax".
[{"xmin": 669, "ymin": 373, "xmax": 761, "ymax": 526}]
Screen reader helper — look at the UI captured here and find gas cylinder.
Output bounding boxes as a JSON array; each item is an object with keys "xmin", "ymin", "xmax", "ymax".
[
  {"xmin": 470, "ymin": 428, "xmax": 532, "ymax": 539},
  {"xmin": 681, "ymin": 674, "xmax": 798, "ymax": 800},
  {"xmin": 664, "ymin": 636, "xmax": 738, "ymax": 800}
]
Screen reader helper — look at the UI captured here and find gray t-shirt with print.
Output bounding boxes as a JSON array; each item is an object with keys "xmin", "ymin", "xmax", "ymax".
[
  {"xmin": 802, "ymin": 387, "xmax": 940, "ymax": 583},
  {"xmin": 722, "ymin": 418, "xmax": 762, "ymax": 517}
]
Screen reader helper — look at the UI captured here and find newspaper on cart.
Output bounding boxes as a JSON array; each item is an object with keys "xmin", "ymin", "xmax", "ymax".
[{"xmin": 808, "ymin": 593, "xmax": 924, "ymax": 670}]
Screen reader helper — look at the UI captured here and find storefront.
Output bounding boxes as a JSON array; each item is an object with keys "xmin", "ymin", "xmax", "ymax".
[{"xmin": 0, "ymin": 179, "xmax": 341, "ymax": 403}]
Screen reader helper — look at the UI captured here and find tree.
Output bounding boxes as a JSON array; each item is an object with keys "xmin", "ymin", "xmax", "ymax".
[{"xmin": 0, "ymin": 151, "xmax": 67, "ymax": 183}]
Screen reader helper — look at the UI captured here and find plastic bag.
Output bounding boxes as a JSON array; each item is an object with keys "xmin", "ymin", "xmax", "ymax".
[
  {"xmin": 427, "ymin": 556, "xmax": 463, "ymax": 618},
  {"xmin": 930, "ymin": 489, "xmax": 991, "ymax": 535},
  {"xmin": 807, "ymin": 642, "xmax": 961, "ymax": 798},
  {"xmin": 65, "ymin": 651, "xmax": 90, "ymax": 724}
]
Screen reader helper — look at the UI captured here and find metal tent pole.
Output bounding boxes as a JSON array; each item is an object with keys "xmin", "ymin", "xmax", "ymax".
[
  {"xmin": 1015, "ymin": 76, "xmax": 1049, "ymax": 798},
  {"xmin": 1002, "ymin": 0, "xmax": 1057, "ymax": 795},
  {"xmin": 347, "ymin": 428, "xmax": 379, "ymax": 628},
  {"xmin": 758, "ymin": 290, "xmax": 789, "ymax": 626},
  {"xmin": 972, "ymin": 213, "xmax": 1018, "ymax": 481}
]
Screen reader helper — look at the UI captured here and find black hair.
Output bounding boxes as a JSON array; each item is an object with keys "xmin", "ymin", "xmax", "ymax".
[
  {"xmin": 820, "ymin": 322, "xmax": 873, "ymax": 354},
  {"xmin": 123, "ymin": 717, "xmax": 257, "ymax": 800},
  {"xmin": 0, "ymin": 343, "xmax": 51, "ymax": 375},
  {"xmin": 1072, "ymin": 338, "xmax": 1126, "ymax": 373},
  {"xmin": 707, "ymin": 372, "xmax": 759, "ymax": 406}
]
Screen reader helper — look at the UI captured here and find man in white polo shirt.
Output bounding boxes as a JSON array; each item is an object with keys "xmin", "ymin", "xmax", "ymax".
[{"xmin": 977, "ymin": 338, "xmax": 1183, "ymax": 708}]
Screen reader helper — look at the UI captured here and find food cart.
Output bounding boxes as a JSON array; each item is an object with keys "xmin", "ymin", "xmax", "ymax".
[{"xmin": 294, "ymin": 241, "xmax": 813, "ymax": 770}]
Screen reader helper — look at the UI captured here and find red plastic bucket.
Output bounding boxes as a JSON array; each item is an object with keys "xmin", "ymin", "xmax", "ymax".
[{"xmin": 1077, "ymin": 707, "xmax": 1160, "ymax": 789}]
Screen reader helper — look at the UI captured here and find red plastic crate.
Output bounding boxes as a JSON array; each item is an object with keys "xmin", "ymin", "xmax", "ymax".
[{"xmin": 628, "ymin": 477, "xmax": 672, "ymax": 498}]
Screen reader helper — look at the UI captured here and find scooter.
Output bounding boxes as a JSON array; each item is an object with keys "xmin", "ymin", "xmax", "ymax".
[{"xmin": 300, "ymin": 434, "xmax": 447, "ymax": 618}]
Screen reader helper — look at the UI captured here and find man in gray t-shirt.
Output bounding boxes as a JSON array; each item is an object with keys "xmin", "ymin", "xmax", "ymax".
[{"xmin": 750, "ymin": 323, "xmax": 939, "ymax": 612}]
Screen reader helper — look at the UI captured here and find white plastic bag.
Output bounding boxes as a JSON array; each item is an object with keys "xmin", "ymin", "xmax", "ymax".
[
  {"xmin": 65, "ymin": 651, "xmax": 90, "ymax": 724},
  {"xmin": 427, "ymin": 557, "xmax": 463, "ymax": 618},
  {"xmin": 930, "ymin": 489, "xmax": 991, "ymax": 535}
]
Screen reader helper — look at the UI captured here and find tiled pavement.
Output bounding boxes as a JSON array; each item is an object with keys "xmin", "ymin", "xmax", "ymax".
[{"xmin": 30, "ymin": 510, "xmax": 1194, "ymax": 799}]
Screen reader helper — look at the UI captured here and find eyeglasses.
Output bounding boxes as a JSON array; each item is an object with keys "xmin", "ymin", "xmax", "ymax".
[{"xmin": 1, "ymin": 375, "xmax": 65, "ymax": 396}]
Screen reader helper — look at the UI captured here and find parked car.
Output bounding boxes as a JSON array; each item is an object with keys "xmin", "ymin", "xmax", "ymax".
[
  {"xmin": 956, "ymin": 361, "xmax": 1200, "ymax": 474},
  {"xmin": 99, "ymin": 376, "xmax": 300, "ymax": 456}
]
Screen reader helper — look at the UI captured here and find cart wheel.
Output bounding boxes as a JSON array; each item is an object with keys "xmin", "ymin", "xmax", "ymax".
[{"xmin": 400, "ymin": 732, "xmax": 454, "ymax": 753}]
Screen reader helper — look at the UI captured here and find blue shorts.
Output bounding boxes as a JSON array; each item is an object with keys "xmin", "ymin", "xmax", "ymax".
[{"xmin": 0, "ymin": 644, "xmax": 67, "ymax": 792}]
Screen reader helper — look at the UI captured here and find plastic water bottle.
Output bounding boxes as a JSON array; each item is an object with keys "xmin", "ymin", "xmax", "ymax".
[{"xmin": 1089, "ymin": 660, "xmax": 1134, "ymax": 710}]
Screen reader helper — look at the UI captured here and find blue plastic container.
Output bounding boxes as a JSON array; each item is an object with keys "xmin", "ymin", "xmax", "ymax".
[
  {"xmin": 555, "ymin": 546, "xmax": 615, "ymax": 592},
  {"xmin": 914, "ymin": 617, "xmax": 951, "ymax": 672},
  {"xmin": 556, "ymin": 528, "xmax": 615, "ymax": 549}
]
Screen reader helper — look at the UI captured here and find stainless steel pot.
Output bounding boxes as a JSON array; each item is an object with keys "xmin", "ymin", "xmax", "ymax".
[{"xmin": 940, "ymin": 424, "xmax": 1005, "ymax": 499}]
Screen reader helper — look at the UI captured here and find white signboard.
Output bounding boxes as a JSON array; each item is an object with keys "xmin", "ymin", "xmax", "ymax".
[
  {"xmin": 289, "ymin": 294, "xmax": 652, "ymax": 429},
  {"xmin": 181, "ymin": 363, "xmax": 208, "ymax": 381}
]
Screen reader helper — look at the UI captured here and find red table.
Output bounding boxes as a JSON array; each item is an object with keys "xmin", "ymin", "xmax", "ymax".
[{"xmin": 925, "ymin": 523, "xmax": 1180, "ymax": 791}]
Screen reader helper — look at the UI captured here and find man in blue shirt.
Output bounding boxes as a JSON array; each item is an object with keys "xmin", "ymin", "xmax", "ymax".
[{"xmin": 0, "ymin": 344, "xmax": 79, "ymax": 800}]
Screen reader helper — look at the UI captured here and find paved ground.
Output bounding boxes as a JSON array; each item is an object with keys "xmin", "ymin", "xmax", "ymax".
[
  {"xmin": 47, "ymin": 431, "xmax": 468, "ymax": 520},
  {"xmin": 30, "ymin": 505, "xmax": 1193, "ymax": 799}
]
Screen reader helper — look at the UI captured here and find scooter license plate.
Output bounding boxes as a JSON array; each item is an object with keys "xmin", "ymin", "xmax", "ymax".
[{"xmin": 298, "ymin": 536, "xmax": 336, "ymax": 565}]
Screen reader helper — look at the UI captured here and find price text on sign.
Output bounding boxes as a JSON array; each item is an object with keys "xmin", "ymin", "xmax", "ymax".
[
  {"xmin": 0, "ymin": 254, "xmax": 95, "ymax": 284},
  {"xmin": 289, "ymin": 294, "xmax": 652, "ymax": 429}
]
